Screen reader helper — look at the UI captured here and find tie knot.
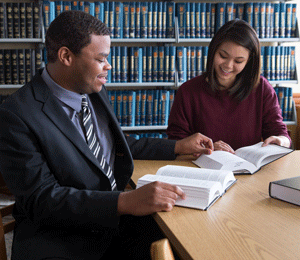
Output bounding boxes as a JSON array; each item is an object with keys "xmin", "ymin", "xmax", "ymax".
[{"xmin": 81, "ymin": 95, "xmax": 88, "ymax": 109}]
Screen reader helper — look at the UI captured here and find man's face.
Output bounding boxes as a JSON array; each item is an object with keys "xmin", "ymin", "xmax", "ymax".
[{"xmin": 71, "ymin": 34, "xmax": 112, "ymax": 94}]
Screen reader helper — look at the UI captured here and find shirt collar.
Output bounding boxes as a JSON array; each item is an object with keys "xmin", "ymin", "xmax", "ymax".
[{"xmin": 41, "ymin": 68, "xmax": 82, "ymax": 113}]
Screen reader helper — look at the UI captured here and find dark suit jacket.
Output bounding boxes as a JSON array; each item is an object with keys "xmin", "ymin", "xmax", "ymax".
[{"xmin": 0, "ymin": 71, "xmax": 176, "ymax": 260}]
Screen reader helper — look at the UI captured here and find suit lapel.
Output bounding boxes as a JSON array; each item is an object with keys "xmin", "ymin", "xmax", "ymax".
[{"xmin": 31, "ymin": 74, "xmax": 102, "ymax": 170}]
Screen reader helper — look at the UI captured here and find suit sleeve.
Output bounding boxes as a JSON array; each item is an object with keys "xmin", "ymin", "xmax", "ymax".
[{"xmin": 0, "ymin": 108, "xmax": 121, "ymax": 231}]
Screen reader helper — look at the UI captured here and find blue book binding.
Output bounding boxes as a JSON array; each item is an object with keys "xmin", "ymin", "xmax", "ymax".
[
  {"xmin": 115, "ymin": 46, "xmax": 121, "ymax": 83},
  {"xmin": 123, "ymin": 2, "xmax": 130, "ymax": 38},
  {"xmin": 146, "ymin": 46, "xmax": 152, "ymax": 82},
  {"xmin": 169, "ymin": 46, "xmax": 176, "ymax": 82},
  {"xmin": 216, "ymin": 3, "xmax": 225, "ymax": 33},
  {"xmin": 195, "ymin": 3, "xmax": 201, "ymax": 38},
  {"xmin": 121, "ymin": 46, "xmax": 128, "ymax": 82},
  {"xmin": 200, "ymin": 3, "xmax": 206, "ymax": 38},
  {"xmin": 167, "ymin": 2, "xmax": 175, "ymax": 38},
  {"xmin": 135, "ymin": 90, "xmax": 141, "ymax": 126},
  {"xmin": 190, "ymin": 2, "xmax": 195, "ymax": 38},
  {"xmin": 158, "ymin": 46, "xmax": 164, "ymax": 82},
  {"xmin": 148, "ymin": 2, "xmax": 153, "ymax": 38},
  {"xmin": 128, "ymin": 90, "xmax": 136, "ymax": 126},
  {"xmin": 122, "ymin": 90, "xmax": 128, "ymax": 126},
  {"xmin": 157, "ymin": 2, "xmax": 163, "ymax": 38},
  {"xmin": 135, "ymin": 2, "xmax": 141, "ymax": 38},
  {"xmin": 286, "ymin": 3, "xmax": 292, "ymax": 38},
  {"xmin": 244, "ymin": 3, "xmax": 253, "ymax": 27},
  {"xmin": 140, "ymin": 90, "xmax": 147, "ymax": 126},
  {"xmin": 253, "ymin": 3, "xmax": 260, "ymax": 37},
  {"xmin": 146, "ymin": 89, "xmax": 154, "ymax": 125},
  {"xmin": 279, "ymin": 3, "xmax": 286, "ymax": 38},
  {"xmin": 177, "ymin": 3, "xmax": 186, "ymax": 38},
  {"xmin": 152, "ymin": 46, "xmax": 158, "ymax": 82},
  {"xmin": 141, "ymin": 2, "xmax": 148, "ymax": 38},
  {"xmin": 152, "ymin": 2, "xmax": 158, "ymax": 38}
]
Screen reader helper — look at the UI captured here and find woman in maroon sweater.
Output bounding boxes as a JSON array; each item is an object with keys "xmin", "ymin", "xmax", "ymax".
[{"xmin": 167, "ymin": 20, "xmax": 291, "ymax": 152}]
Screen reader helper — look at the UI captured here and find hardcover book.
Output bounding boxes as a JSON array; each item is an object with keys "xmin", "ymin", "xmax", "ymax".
[{"xmin": 137, "ymin": 165, "xmax": 236, "ymax": 210}]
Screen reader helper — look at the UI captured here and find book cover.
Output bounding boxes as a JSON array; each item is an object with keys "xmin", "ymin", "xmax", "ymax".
[
  {"xmin": 115, "ymin": 46, "xmax": 121, "ymax": 83},
  {"xmin": 109, "ymin": 1, "xmax": 114, "ymax": 38},
  {"xmin": 158, "ymin": 46, "xmax": 164, "ymax": 82},
  {"xmin": 253, "ymin": 3, "xmax": 260, "ymax": 37},
  {"xmin": 121, "ymin": 46, "xmax": 128, "ymax": 83},
  {"xmin": 103, "ymin": 1, "xmax": 109, "ymax": 29},
  {"xmin": 157, "ymin": 2, "xmax": 162, "ymax": 38},
  {"xmin": 190, "ymin": 2, "xmax": 195, "ymax": 38},
  {"xmin": 167, "ymin": 2, "xmax": 175, "ymax": 38},
  {"xmin": 110, "ymin": 47, "xmax": 116, "ymax": 83},
  {"xmin": 265, "ymin": 3, "xmax": 272, "ymax": 38},
  {"xmin": 146, "ymin": 46, "xmax": 152, "ymax": 82},
  {"xmin": 11, "ymin": 49, "xmax": 18, "ymax": 84},
  {"xmin": 33, "ymin": 1, "xmax": 41, "ymax": 39},
  {"xmin": 177, "ymin": 46, "xmax": 185, "ymax": 83},
  {"xmin": 63, "ymin": 1, "xmax": 71, "ymax": 12},
  {"xmin": 186, "ymin": 46, "xmax": 191, "ymax": 81},
  {"xmin": 201, "ymin": 3, "xmax": 207, "ymax": 38},
  {"xmin": 191, "ymin": 46, "xmax": 196, "ymax": 79},
  {"xmin": 196, "ymin": 46, "xmax": 202, "ymax": 76},
  {"xmin": 25, "ymin": 49, "xmax": 32, "ymax": 83},
  {"xmin": 169, "ymin": 46, "xmax": 176, "ymax": 82},
  {"xmin": 153, "ymin": 90, "xmax": 159, "ymax": 126},
  {"xmin": 206, "ymin": 3, "xmax": 211, "ymax": 38},
  {"xmin": 226, "ymin": 2, "xmax": 234, "ymax": 23},
  {"xmin": 128, "ymin": 90, "xmax": 136, "ymax": 127},
  {"xmin": 286, "ymin": 3, "xmax": 292, "ymax": 38},
  {"xmin": 123, "ymin": 2, "xmax": 130, "ymax": 38},
  {"xmin": 140, "ymin": 90, "xmax": 147, "ymax": 126},
  {"xmin": 25, "ymin": 2, "xmax": 33, "ymax": 38},
  {"xmin": 116, "ymin": 91, "xmax": 123, "ymax": 125},
  {"xmin": 211, "ymin": 3, "xmax": 216, "ymax": 37},
  {"xmin": 146, "ymin": 89, "xmax": 153, "ymax": 126},
  {"xmin": 162, "ymin": 2, "xmax": 167, "ymax": 38},
  {"xmin": 94, "ymin": 2, "xmax": 104, "ymax": 22},
  {"xmin": 134, "ymin": 47, "xmax": 142, "ymax": 83},
  {"xmin": 291, "ymin": 4, "xmax": 297, "ymax": 37},
  {"xmin": 164, "ymin": 46, "xmax": 170, "ymax": 82},
  {"xmin": 269, "ymin": 176, "xmax": 300, "ymax": 206},
  {"xmin": 195, "ymin": 3, "xmax": 200, "ymax": 38},
  {"xmin": 244, "ymin": 3, "xmax": 253, "ymax": 27},
  {"xmin": 115, "ymin": 2, "xmax": 123, "ymax": 38}
]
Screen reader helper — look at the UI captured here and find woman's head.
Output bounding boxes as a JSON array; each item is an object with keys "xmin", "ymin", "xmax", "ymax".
[{"xmin": 205, "ymin": 19, "xmax": 261, "ymax": 101}]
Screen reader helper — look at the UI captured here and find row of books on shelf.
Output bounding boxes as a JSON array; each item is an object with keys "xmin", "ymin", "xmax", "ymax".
[
  {"xmin": 177, "ymin": 2, "xmax": 297, "ymax": 39},
  {"xmin": 0, "ymin": 48, "xmax": 43, "ymax": 85},
  {"xmin": 0, "ymin": 2, "xmax": 42, "ymax": 39},
  {"xmin": 107, "ymin": 89, "xmax": 175, "ymax": 127},
  {"xmin": 127, "ymin": 132, "xmax": 168, "ymax": 140},
  {"xmin": 275, "ymin": 87, "xmax": 294, "ymax": 122},
  {"xmin": 43, "ymin": 1, "xmax": 298, "ymax": 40},
  {"xmin": 261, "ymin": 46, "xmax": 296, "ymax": 82},
  {"xmin": 0, "ymin": 45, "xmax": 297, "ymax": 86}
]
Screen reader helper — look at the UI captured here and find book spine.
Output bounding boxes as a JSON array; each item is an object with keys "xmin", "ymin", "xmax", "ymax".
[
  {"xmin": 169, "ymin": 89, "xmax": 175, "ymax": 112},
  {"xmin": 164, "ymin": 46, "xmax": 170, "ymax": 82},
  {"xmin": 109, "ymin": 1, "xmax": 114, "ymax": 38},
  {"xmin": 169, "ymin": 46, "xmax": 175, "ymax": 82},
  {"xmin": 286, "ymin": 3, "xmax": 292, "ymax": 38},
  {"xmin": 196, "ymin": 46, "xmax": 202, "ymax": 76},
  {"xmin": 147, "ymin": 2, "xmax": 153, "ymax": 38},
  {"xmin": 6, "ymin": 3, "xmax": 13, "ymax": 38},
  {"xmin": 157, "ymin": 2, "xmax": 162, "ymax": 38},
  {"xmin": 12, "ymin": 3, "xmax": 20, "ymax": 38},
  {"xmin": 142, "ymin": 47, "xmax": 147, "ymax": 82},
  {"xmin": 280, "ymin": 46, "xmax": 285, "ymax": 80},
  {"xmin": 11, "ymin": 49, "xmax": 18, "ymax": 84},
  {"xmin": 158, "ymin": 46, "xmax": 164, "ymax": 82},
  {"xmin": 206, "ymin": 3, "xmax": 211, "ymax": 38},
  {"xmin": 63, "ymin": 1, "xmax": 71, "ymax": 12},
  {"xmin": 135, "ymin": 90, "xmax": 141, "ymax": 126},
  {"xmin": 191, "ymin": 46, "xmax": 196, "ymax": 79},
  {"xmin": 211, "ymin": 4, "xmax": 216, "ymax": 38},
  {"xmin": 25, "ymin": 3, "xmax": 33, "ymax": 39},
  {"xmin": 153, "ymin": 90, "xmax": 159, "ymax": 126},
  {"xmin": 291, "ymin": 4, "xmax": 297, "ymax": 37},
  {"xmin": 122, "ymin": 90, "xmax": 128, "ymax": 126},
  {"xmin": 129, "ymin": 47, "xmax": 134, "ymax": 82},
  {"xmin": 152, "ymin": 2, "xmax": 158, "ymax": 38},
  {"xmin": 190, "ymin": 2, "xmax": 195, "ymax": 39},
  {"xmin": 4, "ymin": 49, "xmax": 11, "ymax": 84},
  {"xmin": 236, "ymin": 4, "xmax": 244, "ymax": 20},
  {"xmin": 19, "ymin": 3, "xmax": 26, "ymax": 39},
  {"xmin": 283, "ymin": 87, "xmax": 289, "ymax": 121},
  {"xmin": 115, "ymin": 46, "xmax": 121, "ymax": 83},
  {"xmin": 141, "ymin": 90, "xmax": 147, "ymax": 126},
  {"xmin": 162, "ymin": 2, "xmax": 167, "ymax": 38},
  {"xmin": 135, "ymin": 2, "xmax": 141, "ymax": 38},
  {"xmin": 265, "ymin": 3, "xmax": 272, "ymax": 39},
  {"xmin": 129, "ymin": 2, "xmax": 135, "ymax": 38},
  {"xmin": 133, "ymin": 47, "xmax": 141, "ymax": 82},
  {"xmin": 265, "ymin": 46, "xmax": 271, "ymax": 80},
  {"xmin": 109, "ymin": 90, "xmax": 116, "ymax": 116},
  {"xmin": 288, "ymin": 88, "xmax": 293, "ymax": 121},
  {"xmin": 271, "ymin": 47, "xmax": 276, "ymax": 81},
  {"xmin": 273, "ymin": 3, "xmax": 279, "ymax": 38},
  {"xmin": 203, "ymin": 47, "xmax": 208, "ymax": 73},
  {"xmin": 195, "ymin": 3, "xmax": 200, "ymax": 38},
  {"xmin": 253, "ymin": 3, "xmax": 260, "ymax": 37},
  {"xmin": 123, "ymin": 2, "xmax": 130, "ymax": 38},
  {"xmin": 177, "ymin": 46, "xmax": 184, "ymax": 83},
  {"xmin": 146, "ymin": 89, "xmax": 153, "ymax": 126},
  {"xmin": 110, "ymin": 47, "xmax": 116, "ymax": 83},
  {"xmin": 290, "ymin": 47, "xmax": 296, "ymax": 80},
  {"xmin": 33, "ymin": 1, "xmax": 41, "ymax": 39},
  {"xmin": 185, "ymin": 3, "xmax": 190, "ymax": 38},
  {"xmin": 186, "ymin": 46, "xmax": 191, "ymax": 81},
  {"xmin": 244, "ymin": 3, "xmax": 253, "ymax": 27},
  {"xmin": 167, "ymin": 2, "xmax": 175, "ymax": 38},
  {"xmin": 116, "ymin": 91, "xmax": 123, "ymax": 125},
  {"xmin": 55, "ymin": 1, "xmax": 63, "ymax": 18},
  {"xmin": 152, "ymin": 46, "xmax": 158, "ymax": 82},
  {"xmin": 226, "ymin": 2, "xmax": 234, "ymax": 23},
  {"xmin": 25, "ymin": 49, "xmax": 32, "ymax": 83},
  {"xmin": 216, "ymin": 3, "xmax": 225, "ymax": 33},
  {"xmin": 177, "ymin": 3, "xmax": 185, "ymax": 38},
  {"xmin": 103, "ymin": 1, "xmax": 109, "ymax": 29},
  {"xmin": 0, "ymin": 50, "xmax": 4, "ymax": 84},
  {"xmin": 128, "ymin": 90, "xmax": 136, "ymax": 127},
  {"xmin": 141, "ymin": 2, "xmax": 148, "ymax": 38},
  {"xmin": 270, "ymin": 4, "xmax": 274, "ymax": 38},
  {"xmin": 121, "ymin": 46, "xmax": 128, "ymax": 83},
  {"xmin": 146, "ymin": 46, "xmax": 152, "ymax": 82},
  {"xmin": 279, "ymin": 3, "xmax": 286, "ymax": 38},
  {"xmin": 115, "ymin": 2, "xmax": 122, "ymax": 39}
]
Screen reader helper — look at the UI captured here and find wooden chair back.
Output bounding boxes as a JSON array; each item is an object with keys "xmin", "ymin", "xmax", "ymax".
[
  {"xmin": 150, "ymin": 238, "xmax": 175, "ymax": 260},
  {"xmin": 0, "ymin": 204, "xmax": 14, "ymax": 260}
]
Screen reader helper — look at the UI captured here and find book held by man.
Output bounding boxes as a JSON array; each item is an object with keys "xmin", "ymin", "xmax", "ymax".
[
  {"xmin": 269, "ymin": 176, "xmax": 300, "ymax": 206},
  {"xmin": 193, "ymin": 142, "xmax": 293, "ymax": 174},
  {"xmin": 136, "ymin": 165, "xmax": 236, "ymax": 210}
]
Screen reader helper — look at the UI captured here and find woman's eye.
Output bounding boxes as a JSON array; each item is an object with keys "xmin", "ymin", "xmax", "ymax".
[{"xmin": 219, "ymin": 53, "xmax": 226, "ymax": 59}]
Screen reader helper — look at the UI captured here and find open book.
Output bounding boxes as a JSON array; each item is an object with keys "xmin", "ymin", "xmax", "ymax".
[
  {"xmin": 136, "ymin": 165, "xmax": 236, "ymax": 210},
  {"xmin": 193, "ymin": 142, "xmax": 293, "ymax": 174}
]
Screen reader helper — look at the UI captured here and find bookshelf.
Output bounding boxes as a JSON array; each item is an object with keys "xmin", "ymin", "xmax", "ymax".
[{"xmin": 0, "ymin": 0, "xmax": 299, "ymax": 136}]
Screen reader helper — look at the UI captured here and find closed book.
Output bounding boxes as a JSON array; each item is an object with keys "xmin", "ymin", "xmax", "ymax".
[
  {"xmin": 167, "ymin": 2, "xmax": 175, "ymax": 38},
  {"xmin": 200, "ymin": 3, "xmax": 206, "ymax": 38},
  {"xmin": 12, "ymin": 3, "xmax": 20, "ymax": 38},
  {"xmin": 122, "ymin": 90, "xmax": 128, "ymax": 126},
  {"xmin": 6, "ymin": 2, "xmax": 13, "ymax": 38},
  {"xmin": 20, "ymin": 3, "xmax": 26, "ymax": 38},
  {"xmin": 176, "ymin": 3, "xmax": 185, "ymax": 38},
  {"xmin": 4, "ymin": 49, "xmax": 12, "ymax": 84},
  {"xmin": 215, "ymin": 3, "xmax": 225, "ymax": 33},
  {"xmin": 11, "ymin": 49, "xmax": 19, "ymax": 84},
  {"xmin": 0, "ymin": 50, "xmax": 4, "ymax": 85},
  {"xmin": 135, "ymin": 2, "xmax": 141, "ymax": 38},
  {"xmin": 121, "ymin": 46, "xmax": 128, "ymax": 82},
  {"xmin": 141, "ymin": 2, "xmax": 148, "ymax": 38},
  {"xmin": 55, "ymin": 1, "xmax": 63, "ymax": 18},
  {"xmin": 129, "ymin": 2, "xmax": 135, "ymax": 38},
  {"xmin": 135, "ymin": 90, "xmax": 141, "ymax": 126},
  {"xmin": 205, "ymin": 3, "xmax": 211, "ymax": 38},
  {"xmin": 286, "ymin": 3, "xmax": 292, "ymax": 38},
  {"xmin": 109, "ymin": 1, "xmax": 114, "ymax": 38},
  {"xmin": 123, "ymin": 2, "xmax": 130, "ymax": 38},
  {"xmin": 253, "ymin": 3, "xmax": 260, "ymax": 37},
  {"xmin": 279, "ymin": 3, "xmax": 286, "ymax": 38},
  {"xmin": 291, "ymin": 4, "xmax": 297, "ymax": 37},
  {"xmin": 269, "ymin": 176, "xmax": 300, "ymax": 206},
  {"xmin": 26, "ymin": 2, "xmax": 33, "ymax": 38},
  {"xmin": 33, "ymin": 1, "xmax": 41, "ymax": 38},
  {"xmin": 128, "ymin": 90, "xmax": 136, "ymax": 127},
  {"xmin": 190, "ymin": 2, "xmax": 195, "ymax": 38},
  {"xmin": 147, "ymin": 2, "xmax": 153, "ymax": 38}
]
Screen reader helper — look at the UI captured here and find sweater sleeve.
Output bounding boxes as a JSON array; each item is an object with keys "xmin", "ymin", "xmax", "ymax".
[
  {"xmin": 167, "ymin": 84, "xmax": 193, "ymax": 140},
  {"xmin": 261, "ymin": 78, "xmax": 292, "ymax": 146}
]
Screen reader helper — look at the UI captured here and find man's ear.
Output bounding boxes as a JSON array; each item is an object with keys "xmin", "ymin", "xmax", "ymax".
[{"xmin": 57, "ymin": 46, "xmax": 74, "ymax": 66}]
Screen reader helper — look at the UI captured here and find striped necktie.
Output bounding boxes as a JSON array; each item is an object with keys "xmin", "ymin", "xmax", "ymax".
[{"xmin": 81, "ymin": 95, "xmax": 117, "ymax": 191}]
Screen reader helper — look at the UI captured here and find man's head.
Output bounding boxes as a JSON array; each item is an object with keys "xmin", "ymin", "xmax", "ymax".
[{"xmin": 46, "ymin": 10, "xmax": 110, "ymax": 63}]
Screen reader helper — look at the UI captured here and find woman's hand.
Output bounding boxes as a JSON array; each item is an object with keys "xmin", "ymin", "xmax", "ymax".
[
  {"xmin": 214, "ymin": 140, "xmax": 235, "ymax": 154},
  {"xmin": 262, "ymin": 136, "xmax": 291, "ymax": 148}
]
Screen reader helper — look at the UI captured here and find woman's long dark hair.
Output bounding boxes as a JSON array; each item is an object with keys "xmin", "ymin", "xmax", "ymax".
[{"xmin": 203, "ymin": 19, "xmax": 261, "ymax": 102}]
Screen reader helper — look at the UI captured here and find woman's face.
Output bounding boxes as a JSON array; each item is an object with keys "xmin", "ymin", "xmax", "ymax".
[{"xmin": 213, "ymin": 41, "xmax": 250, "ymax": 89}]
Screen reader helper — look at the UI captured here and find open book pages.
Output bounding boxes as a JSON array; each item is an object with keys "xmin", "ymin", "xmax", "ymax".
[
  {"xmin": 193, "ymin": 142, "xmax": 293, "ymax": 174},
  {"xmin": 136, "ymin": 165, "xmax": 236, "ymax": 210}
]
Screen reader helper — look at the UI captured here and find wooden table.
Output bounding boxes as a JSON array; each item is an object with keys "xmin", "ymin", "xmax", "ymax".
[{"xmin": 132, "ymin": 151, "xmax": 300, "ymax": 260}]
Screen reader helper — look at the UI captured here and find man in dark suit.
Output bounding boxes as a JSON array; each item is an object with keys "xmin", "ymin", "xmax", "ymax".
[{"xmin": 0, "ymin": 11, "xmax": 213, "ymax": 260}]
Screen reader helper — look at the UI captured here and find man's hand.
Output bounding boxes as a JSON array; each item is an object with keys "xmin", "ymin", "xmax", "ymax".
[
  {"xmin": 262, "ymin": 135, "xmax": 291, "ymax": 148},
  {"xmin": 214, "ymin": 140, "xmax": 235, "ymax": 154},
  {"xmin": 117, "ymin": 182, "xmax": 186, "ymax": 216},
  {"xmin": 174, "ymin": 133, "xmax": 213, "ymax": 157}
]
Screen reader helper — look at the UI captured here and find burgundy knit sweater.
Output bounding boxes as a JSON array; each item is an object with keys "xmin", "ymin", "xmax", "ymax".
[{"xmin": 167, "ymin": 75, "xmax": 291, "ymax": 150}]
